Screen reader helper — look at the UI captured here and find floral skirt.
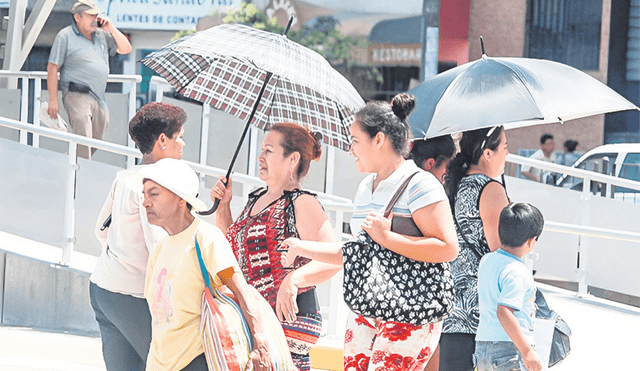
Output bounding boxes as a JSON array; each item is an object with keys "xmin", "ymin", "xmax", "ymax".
[{"xmin": 343, "ymin": 311, "xmax": 442, "ymax": 371}]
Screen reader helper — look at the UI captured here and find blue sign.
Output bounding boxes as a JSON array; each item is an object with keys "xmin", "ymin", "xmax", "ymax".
[{"xmin": 95, "ymin": 0, "xmax": 241, "ymax": 30}]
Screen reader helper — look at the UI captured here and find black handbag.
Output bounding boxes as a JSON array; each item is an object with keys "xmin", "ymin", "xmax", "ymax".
[
  {"xmin": 342, "ymin": 172, "xmax": 454, "ymax": 325},
  {"xmin": 535, "ymin": 289, "xmax": 571, "ymax": 367}
]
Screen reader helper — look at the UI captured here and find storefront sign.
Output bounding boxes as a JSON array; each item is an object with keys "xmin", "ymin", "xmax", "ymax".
[
  {"xmin": 95, "ymin": 0, "xmax": 241, "ymax": 30},
  {"xmin": 369, "ymin": 43, "xmax": 422, "ymax": 66}
]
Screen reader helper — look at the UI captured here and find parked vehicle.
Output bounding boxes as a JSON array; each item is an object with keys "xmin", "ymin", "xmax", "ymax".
[{"xmin": 555, "ymin": 143, "xmax": 640, "ymax": 203}]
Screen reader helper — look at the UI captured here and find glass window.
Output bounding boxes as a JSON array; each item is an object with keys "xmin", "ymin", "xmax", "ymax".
[
  {"xmin": 616, "ymin": 153, "xmax": 640, "ymax": 197},
  {"xmin": 527, "ymin": 0, "xmax": 602, "ymax": 70},
  {"xmin": 619, "ymin": 153, "xmax": 640, "ymax": 182},
  {"xmin": 558, "ymin": 153, "xmax": 617, "ymax": 190}
]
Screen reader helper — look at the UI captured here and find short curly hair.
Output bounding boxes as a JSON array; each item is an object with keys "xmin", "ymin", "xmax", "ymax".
[{"xmin": 129, "ymin": 102, "xmax": 187, "ymax": 154}]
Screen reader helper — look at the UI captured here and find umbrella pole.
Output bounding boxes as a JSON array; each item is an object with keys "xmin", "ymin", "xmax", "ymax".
[{"xmin": 198, "ymin": 71, "xmax": 274, "ymax": 215}]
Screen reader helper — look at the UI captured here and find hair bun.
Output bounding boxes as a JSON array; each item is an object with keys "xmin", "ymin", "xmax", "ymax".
[
  {"xmin": 391, "ymin": 93, "xmax": 417, "ymax": 120},
  {"xmin": 312, "ymin": 131, "xmax": 323, "ymax": 145},
  {"xmin": 311, "ymin": 131, "xmax": 323, "ymax": 160}
]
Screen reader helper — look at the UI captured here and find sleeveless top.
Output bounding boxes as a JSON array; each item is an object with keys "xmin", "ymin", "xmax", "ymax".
[
  {"xmin": 225, "ymin": 187, "xmax": 313, "ymax": 308},
  {"xmin": 443, "ymin": 174, "xmax": 503, "ymax": 334}
]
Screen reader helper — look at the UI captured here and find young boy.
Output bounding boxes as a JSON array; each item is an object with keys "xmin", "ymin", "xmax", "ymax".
[{"xmin": 474, "ymin": 203, "xmax": 544, "ymax": 371}]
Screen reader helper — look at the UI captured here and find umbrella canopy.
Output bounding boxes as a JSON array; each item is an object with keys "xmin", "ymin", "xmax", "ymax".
[
  {"xmin": 142, "ymin": 22, "xmax": 365, "ymax": 151},
  {"xmin": 142, "ymin": 21, "xmax": 365, "ymax": 214},
  {"xmin": 408, "ymin": 54, "xmax": 639, "ymax": 139}
]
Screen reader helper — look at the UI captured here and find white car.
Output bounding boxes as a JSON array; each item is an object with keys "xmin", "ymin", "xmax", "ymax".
[{"xmin": 555, "ymin": 143, "xmax": 640, "ymax": 203}]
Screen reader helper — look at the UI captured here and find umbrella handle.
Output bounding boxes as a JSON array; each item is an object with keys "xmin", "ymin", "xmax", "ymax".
[
  {"xmin": 197, "ymin": 72, "xmax": 274, "ymax": 216},
  {"xmin": 207, "ymin": 198, "xmax": 221, "ymax": 216},
  {"xmin": 201, "ymin": 174, "xmax": 229, "ymax": 216}
]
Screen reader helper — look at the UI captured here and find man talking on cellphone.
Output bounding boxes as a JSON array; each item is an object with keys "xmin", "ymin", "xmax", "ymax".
[{"xmin": 47, "ymin": 0, "xmax": 131, "ymax": 159}]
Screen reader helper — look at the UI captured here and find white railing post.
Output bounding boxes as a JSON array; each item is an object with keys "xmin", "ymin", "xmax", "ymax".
[
  {"xmin": 524, "ymin": 252, "xmax": 538, "ymax": 275},
  {"xmin": 19, "ymin": 76, "xmax": 29, "ymax": 144},
  {"xmin": 197, "ymin": 105, "xmax": 211, "ymax": 188},
  {"xmin": 155, "ymin": 84, "xmax": 165, "ymax": 102},
  {"xmin": 242, "ymin": 181, "xmax": 252, "ymax": 210},
  {"xmin": 325, "ymin": 146, "xmax": 335, "ymax": 195},
  {"xmin": 200, "ymin": 104, "xmax": 210, "ymax": 166},
  {"xmin": 326, "ymin": 209, "xmax": 345, "ymax": 337},
  {"xmin": 61, "ymin": 141, "xmax": 78, "ymax": 266},
  {"xmin": 577, "ymin": 177, "xmax": 591, "ymax": 297},
  {"xmin": 248, "ymin": 126, "xmax": 258, "ymax": 177},
  {"xmin": 127, "ymin": 80, "xmax": 138, "ymax": 168},
  {"xmin": 33, "ymin": 76, "xmax": 41, "ymax": 148}
]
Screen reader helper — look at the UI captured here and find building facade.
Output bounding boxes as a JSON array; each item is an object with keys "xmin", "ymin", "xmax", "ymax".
[{"xmin": 1, "ymin": 0, "xmax": 637, "ymax": 154}]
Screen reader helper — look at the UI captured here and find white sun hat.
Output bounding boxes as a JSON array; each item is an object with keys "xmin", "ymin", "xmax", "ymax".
[{"xmin": 118, "ymin": 158, "xmax": 207, "ymax": 212}]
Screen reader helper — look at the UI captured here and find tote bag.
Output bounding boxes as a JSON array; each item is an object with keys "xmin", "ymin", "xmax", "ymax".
[
  {"xmin": 342, "ymin": 172, "xmax": 454, "ymax": 325},
  {"xmin": 534, "ymin": 289, "xmax": 571, "ymax": 368},
  {"xmin": 195, "ymin": 238, "xmax": 296, "ymax": 371}
]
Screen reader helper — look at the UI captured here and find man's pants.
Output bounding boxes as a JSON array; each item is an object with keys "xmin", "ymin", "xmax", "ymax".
[
  {"xmin": 63, "ymin": 92, "xmax": 109, "ymax": 160},
  {"xmin": 89, "ymin": 282, "xmax": 151, "ymax": 371}
]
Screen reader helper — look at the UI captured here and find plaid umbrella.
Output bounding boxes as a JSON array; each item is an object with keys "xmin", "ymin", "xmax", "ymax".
[
  {"xmin": 142, "ymin": 20, "xmax": 364, "ymax": 214},
  {"xmin": 142, "ymin": 22, "xmax": 364, "ymax": 151}
]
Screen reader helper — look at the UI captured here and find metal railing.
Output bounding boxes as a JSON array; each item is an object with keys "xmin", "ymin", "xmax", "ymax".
[
  {"xmin": 0, "ymin": 112, "xmax": 353, "ymax": 337},
  {"xmin": 0, "ymin": 70, "xmax": 142, "ymax": 167},
  {"xmin": 0, "ymin": 115, "xmax": 354, "ymax": 264},
  {"xmin": 507, "ymin": 154, "xmax": 640, "ymax": 297},
  {"xmin": 507, "ymin": 153, "xmax": 640, "ymax": 192},
  {"xmin": 2, "ymin": 70, "xmax": 640, "ymax": 330}
]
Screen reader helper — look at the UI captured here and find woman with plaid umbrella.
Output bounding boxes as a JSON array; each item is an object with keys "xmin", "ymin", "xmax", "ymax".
[{"xmin": 210, "ymin": 122, "xmax": 341, "ymax": 371}]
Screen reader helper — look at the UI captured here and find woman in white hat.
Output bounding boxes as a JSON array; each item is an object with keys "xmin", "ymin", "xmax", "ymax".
[{"xmin": 121, "ymin": 158, "xmax": 272, "ymax": 371}]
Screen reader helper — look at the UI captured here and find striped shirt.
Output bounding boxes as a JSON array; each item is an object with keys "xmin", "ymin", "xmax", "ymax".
[{"xmin": 350, "ymin": 160, "xmax": 447, "ymax": 235}]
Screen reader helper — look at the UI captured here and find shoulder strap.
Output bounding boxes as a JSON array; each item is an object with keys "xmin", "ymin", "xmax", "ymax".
[
  {"xmin": 501, "ymin": 174, "xmax": 511, "ymax": 203},
  {"xmin": 248, "ymin": 186, "xmax": 268, "ymax": 198},
  {"xmin": 453, "ymin": 216, "xmax": 483, "ymax": 260},
  {"xmin": 194, "ymin": 237, "xmax": 214, "ymax": 296},
  {"xmin": 383, "ymin": 171, "xmax": 420, "ymax": 218}
]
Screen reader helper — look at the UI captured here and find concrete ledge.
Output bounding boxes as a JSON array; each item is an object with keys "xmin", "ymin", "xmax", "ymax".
[
  {"xmin": 1, "ymin": 250, "xmax": 99, "ymax": 334},
  {"xmin": 0, "ymin": 230, "xmax": 99, "ymax": 334}
]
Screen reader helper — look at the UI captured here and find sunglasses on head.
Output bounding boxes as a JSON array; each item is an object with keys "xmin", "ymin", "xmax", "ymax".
[{"xmin": 480, "ymin": 126, "xmax": 498, "ymax": 150}]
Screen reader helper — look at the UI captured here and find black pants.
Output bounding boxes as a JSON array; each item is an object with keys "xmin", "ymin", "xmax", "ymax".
[
  {"xmin": 181, "ymin": 353, "xmax": 208, "ymax": 371},
  {"xmin": 89, "ymin": 282, "xmax": 151, "ymax": 371},
  {"xmin": 438, "ymin": 332, "xmax": 476, "ymax": 371}
]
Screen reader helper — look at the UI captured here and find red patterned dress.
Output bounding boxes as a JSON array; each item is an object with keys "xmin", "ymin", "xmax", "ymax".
[{"xmin": 225, "ymin": 187, "xmax": 322, "ymax": 371}]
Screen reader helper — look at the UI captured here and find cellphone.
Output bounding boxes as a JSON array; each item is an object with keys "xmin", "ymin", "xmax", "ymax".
[{"xmin": 97, "ymin": 17, "xmax": 104, "ymax": 27}]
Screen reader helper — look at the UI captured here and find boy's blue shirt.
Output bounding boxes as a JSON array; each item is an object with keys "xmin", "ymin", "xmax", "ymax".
[{"xmin": 476, "ymin": 248, "xmax": 537, "ymax": 344}]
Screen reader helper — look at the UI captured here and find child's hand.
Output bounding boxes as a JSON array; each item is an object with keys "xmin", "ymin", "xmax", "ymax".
[{"xmin": 521, "ymin": 347, "xmax": 542, "ymax": 371}]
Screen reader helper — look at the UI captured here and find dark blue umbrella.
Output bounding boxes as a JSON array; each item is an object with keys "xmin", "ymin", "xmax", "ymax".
[{"xmin": 408, "ymin": 41, "xmax": 638, "ymax": 139}]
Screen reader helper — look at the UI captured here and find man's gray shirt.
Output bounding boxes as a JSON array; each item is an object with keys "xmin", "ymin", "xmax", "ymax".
[{"xmin": 49, "ymin": 21, "xmax": 117, "ymax": 109}]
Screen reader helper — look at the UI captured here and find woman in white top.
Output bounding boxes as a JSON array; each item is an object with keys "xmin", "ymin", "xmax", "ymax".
[
  {"xmin": 282, "ymin": 94, "xmax": 458, "ymax": 371},
  {"xmin": 91, "ymin": 102, "xmax": 187, "ymax": 371}
]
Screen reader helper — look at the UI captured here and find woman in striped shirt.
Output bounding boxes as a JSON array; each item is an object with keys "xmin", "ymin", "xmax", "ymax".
[{"xmin": 282, "ymin": 93, "xmax": 458, "ymax": 371}]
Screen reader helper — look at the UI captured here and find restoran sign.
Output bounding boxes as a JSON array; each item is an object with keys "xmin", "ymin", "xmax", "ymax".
[
  {"xmin": 369, "ymin": 43, "xmax": 422, "ymax": 66},
  {"xmin": 95, "ymin": 0, "xmax": 241, "ymax": 30}
]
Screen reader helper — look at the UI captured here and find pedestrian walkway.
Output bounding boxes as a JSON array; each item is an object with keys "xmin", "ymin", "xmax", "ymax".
[
  {"xmin": 0, "ymin": 281, "xmax": 638, "ymax": 370},
  {"xmin": 537, "ymin": 283, "xmax": 640, "ymax": 370},
  {"xmin": 0, "ymin": 326, "xmax": 104, "ymax": 371}
]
